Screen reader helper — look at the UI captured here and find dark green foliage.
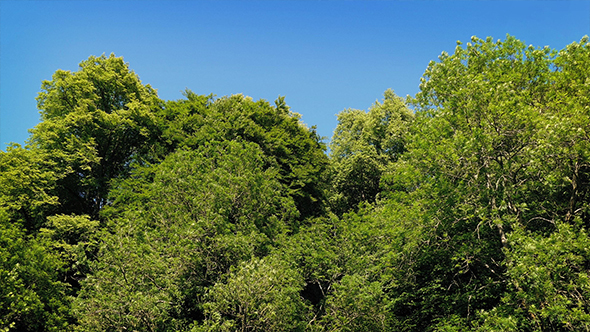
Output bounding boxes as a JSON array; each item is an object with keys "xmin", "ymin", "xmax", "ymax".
[
  {"xmin": 74, "ymin": 141, "xmax": 299, "ymax": 331},
  {"xmin": 156, "ymin": 91, "xmax": 330, "ymax": 220}
]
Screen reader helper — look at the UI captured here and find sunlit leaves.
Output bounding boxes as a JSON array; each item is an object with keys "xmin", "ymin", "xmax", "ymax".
[
  {"xmin": 199, "ymin": 256, "xmax": 309, "ymax": 332},
  {"xmin": 0, "ymin": 209, "xmax": 72, "ymax": 332},
  {"xmin": 3, "ymin": 36, "xmax": 590, "ymax": 331},
  {"xmin": 477, "ymin": 223, "xmax": 590, "ymax": 331},
  {"xmin": 329, "ymin": 89, "xmax": 413, "ymax": 213},
  {"xmin": 0, "ymin": 145, "xmax": 60, "ymax": 231},
  {"xmin": 157, "ymin": 91, "xmax": 329, "ymax": 220},
  {"xmin": 31, "ymin": 54, "xmax": 161, "ymax": 218}
]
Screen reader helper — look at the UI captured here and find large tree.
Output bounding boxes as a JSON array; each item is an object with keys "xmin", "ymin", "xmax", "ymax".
[
  {"xmin": 31, "ymin": 54, "xmax": 161, "ymax": 218},
  {"xmin": 155, "ymin": 91, "xmax": 330, "ymax": 220},
  {"xmin": 74, "ymin": 140, "xmax": 300, "ymax": 331},
  {"xmin": 0, "ymin": 208, "xmax": 73, "ymax": 332},
  {"xmin": 384, "ymin": 35, "xmax": 590, "ymax": 331}
]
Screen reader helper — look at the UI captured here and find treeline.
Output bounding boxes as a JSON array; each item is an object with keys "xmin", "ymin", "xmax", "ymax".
[{"xmin": 1, "ymin": 35, "xmax": 589, "ymax": 331}]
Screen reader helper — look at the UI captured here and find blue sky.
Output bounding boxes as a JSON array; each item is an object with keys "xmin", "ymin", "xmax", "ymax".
[{"xmin": 1, "ymin": 0, "xmax": 589, "ymax": 150}]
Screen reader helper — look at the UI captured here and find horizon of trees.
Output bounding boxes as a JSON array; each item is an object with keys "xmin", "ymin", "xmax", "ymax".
[{"xmin": 1, "ymin": 34, "xmax": 589, "ymax": 331}]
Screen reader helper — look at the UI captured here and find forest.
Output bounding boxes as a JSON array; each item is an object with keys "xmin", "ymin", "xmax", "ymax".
[{"xmin": 1, "ymin": 35, "xmax": 589, "ymax": 332}]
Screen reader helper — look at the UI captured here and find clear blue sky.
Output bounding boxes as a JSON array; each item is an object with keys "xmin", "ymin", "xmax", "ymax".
[{"xmin": 1, "ymin": 0, "xmax": 589, "ymax": 150}]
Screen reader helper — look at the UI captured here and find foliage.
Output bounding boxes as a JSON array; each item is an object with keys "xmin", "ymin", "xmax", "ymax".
[
  {"xmin": 386, "ymin": 35, "xmax": 590, "ymax": 330},
  {"xmin": 329, "ymin": 89, "xmax": 413, "ymax": 213},
  {"xmin": 39, "ymin": 214, "xmax": 100, "ymax": 292},
  {"xmin": 0, "ymin": 145, "xmax": 60, "ymax": 232},
  {"xmin": 198, "ymin": 256, "xmax": 309, "ymax": 332},
  {"xmin": 156, "ymin": 91, "xmax": 330, "ymax": 220},
  {"xmin": 321, "ymin": 274, "xmax": 388, "ymax": 332},
  {"xmin": 2, "ymin": 36, "xmax": 589, "ymax": 331},
  {"xmin": 0, "ymin": 209, "xmax": 72, "ymax": 332},
  {"xmin": 476, "ymin": 223, "xmax": 590, "ymax": 331},
  {"xmin": 31, "ymin": 54, "xmax": 161, "ymax": 219},
  {"xmin": 74, "ymin": 141, "xmax": 298, "ymax": 331}
]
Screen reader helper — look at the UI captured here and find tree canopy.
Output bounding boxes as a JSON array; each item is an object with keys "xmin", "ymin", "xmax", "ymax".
[{"xmin": 1, "ymin": 36, "xmax": 589, "ymax": 331}]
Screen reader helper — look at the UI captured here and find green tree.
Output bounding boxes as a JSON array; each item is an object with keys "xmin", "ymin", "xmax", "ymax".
[
  {"xmin": 382, "ymin": 35, "xmax": 590, "ymax": 331},
  {"xmin": 31, "ymin": 54, "xmax": 161, "ymax": 219},
  {"xmin": 276, "ymin": 198, "xmax": 425, "ymax": 331},
  {"xmin": 472, "ymin": 36, "xmax": 590, "ymax": 332},
  {"xmin": 476, "ymin": 223, "xmax": 590, "ymax": 332},
  {"xmin": 329, "ymin": 89, "xmax": 413, "ymax": 213},
  {"xmin": 0, "ymin": 147, "xmax": 76, "ymax": 331},
  {"xmin": 198, "ymin": 256, "xmax": 309, "ymax": 332},
  {"xmin": 74, "ymin": 140, "xmax": 298, "ymax": 331},
  {"xmin": 156, "ymin": 91, "xmax": 330, "ymax": 220},
  {"xmin": 0, "ymin": 208, "xmax": 72, "ymax": 332}
]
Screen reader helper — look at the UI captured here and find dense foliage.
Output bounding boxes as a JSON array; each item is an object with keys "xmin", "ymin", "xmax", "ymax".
[{"xmin": 1, "ymin": 36, "xmax": 589, "ymax": 331}]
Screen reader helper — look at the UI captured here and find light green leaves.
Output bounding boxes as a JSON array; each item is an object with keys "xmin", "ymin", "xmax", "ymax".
[
  {"xmin": 329, "ymin": 89, "xmax": 413, "ymax": 213},
  {"xmin": 0, "ymin": 145, "xmax": 60, "ymax": 231},
  {"xmin": 0, "ymin": 209, "xmax": 72, "ymax": 332},
  {"xmin": 321, "ymin": 274, "xmax": 388, "ymax": 332},
  {"xmin": 200, "ymin": 256, "xmax": 308, "ymax": 332},
  {"xmin": 31, "ymin": 54, "xmax": 161, "ymax": 218},
  {"xmin": 477, "ymin": 223, "xmax": 590, "ymax": 331},
  {"xmin": 3, "ymin": 36, "xmax": 589, "ymax": 332},
  {"xmin": 398, "ymin": 35, "xmax": 590, "ymax": 331}
]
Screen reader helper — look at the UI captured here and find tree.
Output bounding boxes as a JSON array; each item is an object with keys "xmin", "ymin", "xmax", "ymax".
[
  {"xmin": 74, "ymin": 140, "xmax": 299, "ymax": 331},
  {"xmin": 476, "ymin": 223, "xmax": 590, "ymax": 331},
  {"xmin": 198, "ymin": 256, "xmax": 309, "ymax": 332},
  {"xmin": 383, "ymin": 35, "xmax": 590, "ymax": 330},
  {"xmin": 329, "ymin": 89, "xmax": 413, "ymax": 213},
  {"xmin": 156, "ymin": 91, "xmax": 330, "ymax": 220},
  {"xmin": 472, "ymin": 36, "xmax": 590, "ymax": 332},
  {"xmin": 0, "ymin": 208, "xmax": 72, "ymax": 332},
  {"xmin": 5, "ymin": 36, "xmax": 588, "ymax": 332},
  {"xmin": 31, "ymin": 54, "xmax": 161, "ymax": 219},
  {"xmin": 0, "ymin": 147, "xmax": 75, "ymax": 331}
]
